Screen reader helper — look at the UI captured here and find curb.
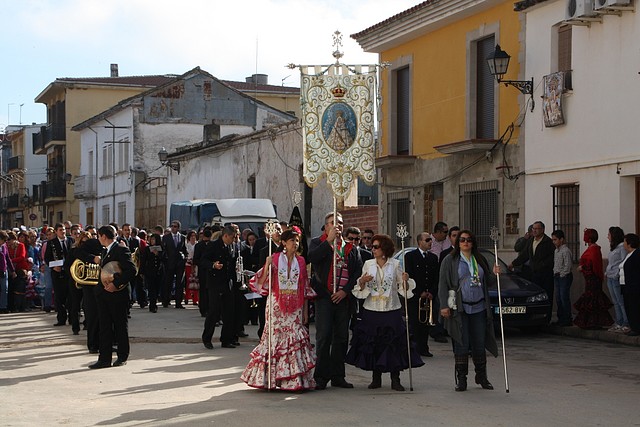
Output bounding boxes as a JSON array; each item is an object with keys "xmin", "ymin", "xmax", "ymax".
[{"xmin": 546, "ymin": 325, "xmax": 640, "ymax": 347}]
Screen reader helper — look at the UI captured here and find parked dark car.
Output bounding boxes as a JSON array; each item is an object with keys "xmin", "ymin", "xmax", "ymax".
[{"xmin": 393, "ymin": 247, "xmax": 551, "ymax": 331}]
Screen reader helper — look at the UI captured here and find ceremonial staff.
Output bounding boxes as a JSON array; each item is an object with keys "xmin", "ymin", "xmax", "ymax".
[
  {"xmin": 396, "ymin": 223, "xmax": 413, "ymax": 392},
  {"xmin": 264, "ymin": 219, "xmax": 279, "ymax": 390},
  {"xmin": 490, "ymin": 226, "xmax": 510, "ymax": 393}
]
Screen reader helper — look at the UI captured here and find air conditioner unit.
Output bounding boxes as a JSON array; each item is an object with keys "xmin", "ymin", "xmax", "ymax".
[
  {"xmin": 594, "ymin": 0, "xmax": 631, "ymax": 10},
  {"xmin": 566, "ymin": 0, "xmax": 597, "ymax": 18}
]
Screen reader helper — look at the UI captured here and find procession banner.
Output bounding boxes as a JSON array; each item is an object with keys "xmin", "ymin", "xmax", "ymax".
[{"xmin": 299, "ymin": 64, "xmax": 377, "ymax": 200}]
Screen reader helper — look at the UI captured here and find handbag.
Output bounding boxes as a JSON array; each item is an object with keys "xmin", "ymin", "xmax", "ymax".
[{"xmin": 188, "ymin": 272, "xmax": 200, "ymax": 290}]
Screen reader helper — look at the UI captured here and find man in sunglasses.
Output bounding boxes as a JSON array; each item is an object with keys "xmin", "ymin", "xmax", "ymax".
[
  {"xmin": 405, "ymin": 232, "xmax": 440, "ymax": 356},
  {"xmin": 360, "ymin": 229, "xmax": 374, "ymax": 251}
]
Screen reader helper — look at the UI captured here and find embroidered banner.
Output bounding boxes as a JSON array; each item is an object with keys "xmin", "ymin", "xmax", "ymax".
[
  {"xmin": 299, "ymin": 65, "xmax": 377, "ymax": 200},
  {"xmin": 543, "ymin": 72, "xmax": 565, "ymax": 127}
]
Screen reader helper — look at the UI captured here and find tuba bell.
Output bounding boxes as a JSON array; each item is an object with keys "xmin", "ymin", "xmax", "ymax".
[
  {"xmin": 70, "ymin": 259, "xmax": 101, "ymax": 288},
  {"xmin": 418, "ymin": 296, "xmax": 436, "ymax": 326}
]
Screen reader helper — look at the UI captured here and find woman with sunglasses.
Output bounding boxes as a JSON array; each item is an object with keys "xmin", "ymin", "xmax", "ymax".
[
  {"xmin": 346, "ymin": 234, "xmax": 424, "ymax": 391},
  {"xmin": 241, "ymin": 227, "xmax": 316, "ymax": 391},
  {"xmin": 439, "ymin": 230, "xmax": 499, "ymax": 392}
]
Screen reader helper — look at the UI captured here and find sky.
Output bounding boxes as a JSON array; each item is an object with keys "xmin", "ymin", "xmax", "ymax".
[{"xmin": 0, "ymin": 0, "xmax": 420, "ymax": 131}]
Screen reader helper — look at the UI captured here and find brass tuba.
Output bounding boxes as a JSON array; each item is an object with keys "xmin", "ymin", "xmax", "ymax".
[
  {"xmin": 418, "ymin": 296, "xmax": 435, "ymax": 325},
  {"xmin": 70, "ymin": 259, "xmax": 101, "ymax": 287}
]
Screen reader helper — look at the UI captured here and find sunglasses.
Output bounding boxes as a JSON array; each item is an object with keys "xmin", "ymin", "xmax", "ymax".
[
  {"xmin": 171, "ymin": 225, "xmax": 179, "ymax": 228},
  {"xmin": 459, "ymin": 237, "xmax": 472, "ymax": 243},
  {"xmin": 424, "ymin": 238, "xmax": 432, "ymax": 242},
  {"xmin": 347, "ymin": 236, "xmax": 360, "ymax": 241},
  {"xmin": 361, "ymin": 236, "xmax": 372, "ymax": 240},
  {"xmin": 371, "ymin": 244, "xmax": 381, "ymax": 249}
]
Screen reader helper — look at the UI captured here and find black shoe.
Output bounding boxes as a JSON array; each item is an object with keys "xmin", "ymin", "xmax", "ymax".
[
  {"xmin": 53, "ymin": 322, "xmax": 66, "ymax": 326},
  {"xmin": 89, "ymin": 349, "xmax": 99, "ymax": 354},
  {"xmin": 331, "ymin": 378, "xmax": 354, "ymax": 389},
  {"xmin": 420, "ymin": 351, "xmax": 434, "ymax": 358},
  {"xmin": 203, "ymin": 341, "xmax": 214, "ymax": 350},
  {"xmin": 315, "ymin": 379, "xmax": 328, "ymax": 390},
  {"xmin": 73, "ymin": 330, "xmax": 80, "ymax": 335},
  {"xmin": 162, "ymin": 303, "xmax": 169, "ymax": 308},
  {"xmin": 237, "ymin": 332, "xmax": 249, "ymax": 338},
  {"xmin": 88, "ymin": 360, "xmax": 111, "ymax": 369},
  {"xmin": 433, "ymin": 336, "xmax": 448, "ymax": 343},
  {"xmin": 44, "ymin": 306, "xmax": 52, "ymax": 313},
  {"xmin": 113, "ymin": 358, "xmax": 127, "ymax": 367},
  {"xmin": 149, "ymin": 306, "xmax": 158, "ymax": 313},
  {"xmin": 221, "ymin": 343, "xmax": 237, "ymax": 348},
  {"xmin": 175, "ymin": 304, "xmax": 185, "ymax": 309}
]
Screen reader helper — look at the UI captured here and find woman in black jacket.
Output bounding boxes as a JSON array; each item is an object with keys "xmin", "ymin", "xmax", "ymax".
[{"xmin": 141, "ymin": 234, "xmax": 166, "ymax": 313}]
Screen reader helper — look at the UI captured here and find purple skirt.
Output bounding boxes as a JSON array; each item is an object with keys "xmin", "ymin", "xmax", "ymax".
[{"xmin": 346, "ymin": 308, "xmax": 424, "ymax": 372}]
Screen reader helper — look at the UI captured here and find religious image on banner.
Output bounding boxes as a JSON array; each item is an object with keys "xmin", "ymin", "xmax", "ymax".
[
  {"xmin": 299, "ymin": 66, "xmax": 377, "ymax": 200},
  {"xmin": 543, "ymin": 72, "xmax": 565, "ymax": 127}
]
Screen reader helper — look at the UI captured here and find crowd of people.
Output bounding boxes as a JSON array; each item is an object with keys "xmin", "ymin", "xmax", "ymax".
[
  {"xmin": 2, "ymin": 215, "xmax": 638, "ymax": 391},
  {"xmin": 510, "ymin": 222, "xmax": 640, "ymax": 336}
]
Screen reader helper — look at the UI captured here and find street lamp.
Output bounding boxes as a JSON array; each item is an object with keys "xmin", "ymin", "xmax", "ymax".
[
  {"xmin": 486, "ymin": 44, "xmax": 535, "ymax": 111},
  {"xmin": 158, "ymin": 147, "xmax": 180, "ymax": 174}
]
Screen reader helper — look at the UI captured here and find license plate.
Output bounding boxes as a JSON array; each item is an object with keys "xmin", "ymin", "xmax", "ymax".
[{"xmin": 495, "ymin": 306, "xmax": 526, "ymax": 314}]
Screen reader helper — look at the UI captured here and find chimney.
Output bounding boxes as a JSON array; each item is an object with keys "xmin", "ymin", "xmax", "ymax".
[
  {"xmin": 110, "ymin": 64, "xmax": 119, "ymax": 77},
  {"xmin": 245, "ymin": 74, "xmax": 268, "ymax": 85}
]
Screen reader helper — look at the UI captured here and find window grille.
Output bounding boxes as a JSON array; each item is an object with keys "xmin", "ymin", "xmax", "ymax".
[
  {"xmin": 553, "ymin": 184, "xmax": 579, "ymax": 262},
  {"xmin": 387, "ymin": 190, "xmax": 411, "ymax": 247},
  {"xmin": 459, "ymin": 181, "xmax": 499, "ymax": 248}
]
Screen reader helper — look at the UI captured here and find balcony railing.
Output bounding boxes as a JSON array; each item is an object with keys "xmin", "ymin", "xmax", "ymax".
[
  {"xmin": 7, "ymin": 155, "xmax": 24, "ymax": 172},
  {"xmin": 7, "ymin": 194, "xmax": 19, "ymax": 209},
  {"xmin": 32, "ymin": 123, "xmax": 66, "ymax": 154},
  {"xmin": 44, "ymin": 178, "xmax": 67, "ymax": 199},
  {"xmin": 73, "ymin": 175, "xmax": 97, "ymax": 199}
]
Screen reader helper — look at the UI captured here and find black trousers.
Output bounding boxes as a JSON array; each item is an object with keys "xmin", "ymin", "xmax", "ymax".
[
  {"xmin": 52, "ymin": 272, "xmax": 69, "ymax": 324},
  {"xmin": 407, "ymin": 297, "xmax": 430, "ymax": 353},
  {"xmin": 145, "ymin": 272, "xmax": 162, "ymax": 308},
  {"xmin": 202, "ymin": 279, "xmax": 235, "ymax": 345},
  {"xmin": 622, "ymin": 288, "xmax": 640, "ymax": 333},
  {"xmin": 96, "ymin": 288, "xmax": 129, "ymax": 362},
  {"xmin": 132, "ymin": 275, "xmax": 147, "ymax": 306},
  {"xmin": 82, "ymin": 286, "xmax": 99, "ymax": 351},
  {"xmin": 197, "ymin": 268, "xmax": 209, "ymax": 317},
  {"xmin": 68, "ymin": 281, "xmax": 83, "ymax": 333},
  {"xmin": 314, "ymin": 296, "xmax": 350, "ymax": 382},
  {"xmin": 163, "ymin": 263, "xmax": 185, "ymax": 306}
]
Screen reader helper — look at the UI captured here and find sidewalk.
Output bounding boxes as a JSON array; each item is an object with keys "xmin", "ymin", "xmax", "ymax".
[{"xmin": 547, "ymin": 323, "xmax": 640, "ymax": 346}]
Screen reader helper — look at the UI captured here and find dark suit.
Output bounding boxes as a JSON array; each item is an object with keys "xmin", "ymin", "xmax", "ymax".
[
  {"xmin": 511, "ymin": 234, "xmax": 556, "ymax": 320},
  {"xmin": 202, "ymin": 238, "xmax": 236, "ymax": 346},
  {"xmin": 405, "ymin": 248, "xmax": 440, "ymax": 354},
  {"xmin": 622, "ymin": 249, "xmax": 640, "ymax": 333},
  {"xmin": 120, "ymin": 236, "xmax": 146, "ymax": 307},
  {"xmin": 74, "ymin": 238, "xmax": 103, "ymax": 351},
  {"xmin": 193, "ymin": 239, "xmax": 212, "ymax": 316},
  {"xmin": 44, "ymin": 236, "xmax": 74, "ymax": 325},
  {"xmin": 95, "ymin": 242, "xmax": 137, "ymax": 363},
  {"xmin": 161, "ymin": 233, "xmax": 188, "ymax": 307},
  {"xmin": 308, "ymin": 236, "xmax": 362, "ymax": 385}
]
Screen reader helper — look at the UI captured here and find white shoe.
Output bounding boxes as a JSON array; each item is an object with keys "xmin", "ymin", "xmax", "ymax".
[
  {"xmin": 620, "ymin": 326, "xmax": 631, "ymax": 334},
  {"xmin": 607, "ymin": 324, "xmax": 621, "ymax": 332}
]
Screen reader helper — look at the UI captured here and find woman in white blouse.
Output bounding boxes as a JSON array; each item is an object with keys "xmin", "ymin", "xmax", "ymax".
[{"xmin": 345, "ymin": 234, "xmax": 424, "ymax": 391}]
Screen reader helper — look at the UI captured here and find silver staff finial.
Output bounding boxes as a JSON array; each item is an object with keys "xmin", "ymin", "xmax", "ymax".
[
  {"xmin": 292, "ymin": 191, "xmax": 302, "ymax": 207},
  {"xmin": 265, "ymin": 219, "xmax": 279, "ymax": 237},
  {"xmin": 490, "ymin": 226, "xmax": 499, "ymax": 243},
  {"xmin": 332, "ymin": 30, "xmax": 343, "ymax": 65},
  {"xmin": 396, "ymin": 223, "xmax": 408, "ymax": 240}
]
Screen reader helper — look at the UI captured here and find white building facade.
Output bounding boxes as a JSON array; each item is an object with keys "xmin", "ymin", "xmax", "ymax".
[
  {"xmin": 517, "ymin": 0, "xmax": 640, "ymax": 257},
  {"xmin": 73, "ymin": 68, "xmax": 296, "ymax": 228}
]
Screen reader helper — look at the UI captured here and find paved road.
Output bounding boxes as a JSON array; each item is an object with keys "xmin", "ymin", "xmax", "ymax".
[{"xmin": 2, "ymin": 306, "xmax": 639, "ymax": 426}]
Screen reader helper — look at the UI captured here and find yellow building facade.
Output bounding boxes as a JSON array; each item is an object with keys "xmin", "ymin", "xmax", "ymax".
[{"xmin": 353, "ymin": 0, "xmax": 528, "ymax": 249}]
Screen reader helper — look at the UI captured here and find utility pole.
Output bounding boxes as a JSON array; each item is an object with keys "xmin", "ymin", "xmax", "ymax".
[{"xmin": 104, "ymin": 119, "xmax": 131, "ymax": 224}]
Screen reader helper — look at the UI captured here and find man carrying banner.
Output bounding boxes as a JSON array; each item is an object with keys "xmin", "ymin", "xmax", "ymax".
[{"xmin": 309, "ymin": 212, "xmax": 362, "ymax": 389}]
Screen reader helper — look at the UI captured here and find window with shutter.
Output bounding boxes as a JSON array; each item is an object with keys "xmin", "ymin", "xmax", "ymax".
[
  {"xmin": 395, "ymin": 66, "xmax": 410, "ymax": 155},
  {"xmin": 558, "ymin": 25, "xmax": 572, "ymax": 72},
  {"xmin": 476, "ymin": 36, "xmax": 495, "ymax": 139}
]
